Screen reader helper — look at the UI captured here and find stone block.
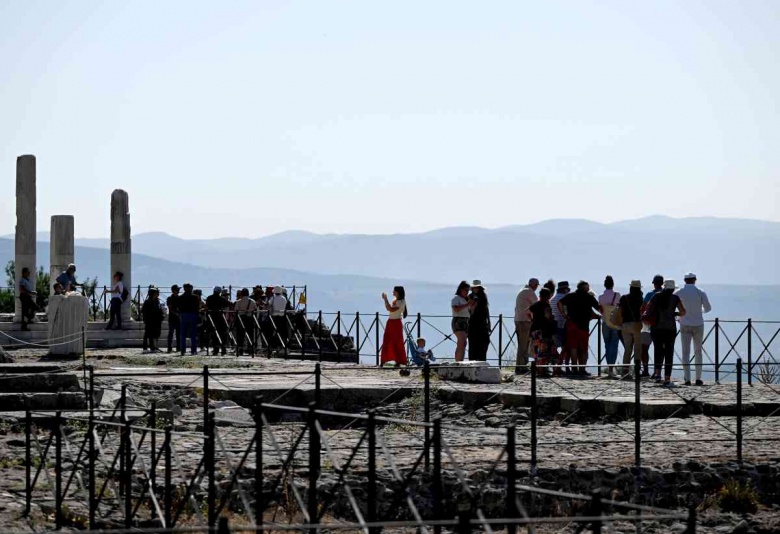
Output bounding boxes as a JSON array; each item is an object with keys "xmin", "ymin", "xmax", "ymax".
[
  {"xmin": 47, "ymin": 293, "xmax": 89, "ymax": 355},
  {"xmin": 432, "ymin": 362, "xmax": 501, "ymax": 384}
]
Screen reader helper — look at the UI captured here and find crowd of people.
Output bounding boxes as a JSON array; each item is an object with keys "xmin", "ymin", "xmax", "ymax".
[
  {"xmin": 378, "ymin": 274, "xmax": 712, "ymax": 387},
  {"xmin": 139, "ymin": 282, "xmax": 296, "ymax": 355}
]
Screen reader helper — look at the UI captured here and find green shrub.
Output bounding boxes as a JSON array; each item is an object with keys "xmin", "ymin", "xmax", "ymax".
[{"xmin": 717, "ymin": 479, "xmax": 759, "ymax": 514}]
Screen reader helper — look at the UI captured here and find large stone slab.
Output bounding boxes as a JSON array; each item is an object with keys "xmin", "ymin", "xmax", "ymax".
[
  {"xmin": 47, "ymin": 293, "xmax": 89, "ymax": 355},
  {"xmin": 432, "ymin": 362, "xmax": 501, "ymax": 384}
]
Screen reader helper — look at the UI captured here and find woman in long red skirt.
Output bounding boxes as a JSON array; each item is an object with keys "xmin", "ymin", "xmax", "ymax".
[{"xmin": 380, "ymin": 286, "xmax": 408, "ymax": 366}]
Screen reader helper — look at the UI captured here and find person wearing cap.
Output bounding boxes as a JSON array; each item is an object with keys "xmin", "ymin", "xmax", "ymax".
[
  {"xmin": 380, "ymin": 286, "xmax": 408, "ymax": 366},
  {"xmin": 646, "ymin": 280, "xmax": 686, "ymax": 386},
  {"xmin": 269, "ymin": 286, "xmax": 290, "ymax": 350},
  {"xmin": 234, "ymin": 288, "xmax": 258, "ymax": 356},
  {"xmin": 178, "ymin": 283, "xmax": 200, "ymax": 355},
  {"xmin": 550, "ymin": 281, "xmax": 571, "ymax": 373},
  {"xmin": 598, "ymin": 276, "xmax": 622, "ymax": 378},
  {"xmin": 141, "ymin": 286, "xmax": 165, "ymax": 353},
  {"xmin": 206, "ymin": 286, "xmax": 232, "ymax": 356},
  {"xmin": 641, "ymin": 275, "xmax": 665, "ymax": 379},
  {"xmin": 618, "ymin": 280, "xmax": 645, "ymax": 377},
  {"xmin": 468, "ymin": 280, "xmax": 491, "ymax": 362},
  {"xmin": 166, "ymin": 285, "xmax": 181, "ymax": 353},
  {"xmin": 514, "ymin": 278, "xmax": 539, "ymax": 371},
  {"xmin": 56, "ymin": 263, "xmax": 81, "ymax": 293},
  {"xmin": 675, "ymin": 273, "xmax": 712, "ymax": 385},
  {"xmin": 105, "ymin": 271, "xmax": 125, "ymax": 330},
  {"xmin": 558, "ymin": 281, "xmax": 600, "ymax": 376}
]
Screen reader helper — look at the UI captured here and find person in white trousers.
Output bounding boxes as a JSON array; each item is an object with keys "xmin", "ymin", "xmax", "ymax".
[{"xmin": 675, "ymin": 272, "xmax": 712, "ymax": 385}]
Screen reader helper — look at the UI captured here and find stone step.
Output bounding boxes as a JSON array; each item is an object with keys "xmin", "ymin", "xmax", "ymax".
[
  {"xmin": 0, "ymin": 372, "xmax": 81, "ymax": 393},
  {"xmin": 0, "ymin": 363, "xmax": 72, "ymax": 374},
  {"xmin": 0, "ymin": 392, "xmax": 87, "ymax": 411}
]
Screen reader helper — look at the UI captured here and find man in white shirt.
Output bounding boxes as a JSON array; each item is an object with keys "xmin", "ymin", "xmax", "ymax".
[
  {"xmin": 514, "ymin": 278, "xmax": 539, "ymax": 371},
  {"xmin": 675, "ymin": 272, "xmax": 712, "ymax": 386}
]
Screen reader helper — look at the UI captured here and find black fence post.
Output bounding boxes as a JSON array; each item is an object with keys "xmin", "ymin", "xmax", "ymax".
[
  {"xmin": 367, "ymin": 410, "xmax": 378, "ymax": 534},
  {"xmin": 424, "ymin": 360, "xmax": 431, "ymax": 471},
  {"xmin": 150, "ymin": 401, "xmax": 157, "ymax": 490},
  {"xmin": 714, "ymin": 318, "xmax": 720, "ymax": 383},
  {"xmin": 687, "ymin": 505, "xmax": 697, "ymax": 533},
  {"xmin": 124, "ymin": 418, "xmax": 132, "ymax": 528},
  {"xmin": 457, "ymin": 514, "xmax": 471, "ymax": 534},
  {"xmin": 119, "ymin": 384, "xmax": 127, "ymax": 497},
  {"xmin": 337, "ymin": 311, "xmax": 342, "ymax": 361},
  {"xmin": 307, "ymin": 402, "xmax": 320, "ymax": 532},
  {"xmin": 88, "ymin": 409, "xmax": 96, "ymax": 528},
  {"xmin": 203, "ymin": 365, "xmax": 210, "ymax": 434},
  {"xmin": 634, "ymin": 360, "xmax": 641, "ymax": 468},
  {"xmin": 747, "ymin": 318, "xmax": 753, "ymax": 386},
  {"xmin": 88, "ymin": 365, "xmax": 95, "ymax": 413},
  {"xmin": 218, "ymin": 516, "xmax": 229, "ymax": 534},
  {"xmin": 255, "ymin": 402, "xmax": 264, "ymax": 533},
  {"xmin": 416, "ymin": 312, "xmax": 422, "ymax": 340},
  {"xmin": 597, "ymin": 318, "xmax": 602, "ymax": 376},
  {"xmin": 25, "ymin": 410, "xmax": 31, "ymax": 516},
  {"xmin": 432, "ymin": 417, "xmax": 443, "ymax": 534},
  {"xmin": 207, "ymin": 412, "xmax": 216, "ymax": 529},
  {"xmin": 355, "ymin": 311, "xmax": 361, "ymax": 362},
  {"xmin": 55, "ymin": 411, "xmax": 63, "ymax": 529},
  {"xmin": 314, "ymin": 363, "xmax": 321, "ymax": 408},
  {"xmin": 164, "ymin": 427, "xmax": 173, "ymax": 528},
  {"xmin": 531, "ymin": 360, "xmax": 538, "ymax": 471},
  {"xmin": 498, "ymin": 314, "xmax": 504, "ymax": 367},
  {"xmin": 736, "ymin": 357, "xmax": 743, "ymax": 465},
  {"xmin": 318, "ymin": 311, "xmax": 323, "ymax": 362},
  {"xmin": 591, "ymin": 490, "xmax": 603, "ymax": 534},
  {"xmin": 375, "ymin": 312, "xmax": 380, "ymax": 366},
  {"xmin": 506, "ymin": 423, "xmax": 517, "ymax": 534}
]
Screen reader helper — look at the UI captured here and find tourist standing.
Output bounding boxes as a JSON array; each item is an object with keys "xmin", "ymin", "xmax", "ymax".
[
  {"xmin": 468, "ymin": 280, "xmax": 491, "ymax": 362},
  {"xmin": 647, "ymin": 280, "xmax": 686, "ymax": 386},
  {"xmin": 380, "ymin": 286, "xmax": 408, "ymax": 366},
  {"xmin": 558, "ymin": 281, "xmax": 600, "ymax": 376},
  {"xmin": 675, "ymin": 272, "xmax": 712, "ymax": 385},
  {"xmin": 550, "ymin": 281, "xmax": 570, "ymax": 373},
  {"xmin": 234, "ymin": 288, "xmax": 258, "ymax": 356},
  {"xmin": 166, "ymin": 284, "xmax": 181, "ymax": 353},
  {"xmin": 105, "ymin": 271, "xmax": 124, "ymax": 330},
  {"xmin": 451, "ymin": 281, "xmax": 472, "ymax": 362},
  {"xmin": 598, "ymin": 276, "xmax": 622, "ymax": 378},
  {"xmin": 643, "ymin": 275, "xmax": 664, "ymax": 380},
  {"xmin": 529, "ymin": 288, "xmax": 558, "ymax": 376},
  {"xmin": 514, "ymin": 278, "xmax": 539, "ymax": 371},
  {"xmin": 142, "ymin": 287, "xmax": 165, "ymax": 353},
  {"xmin": 18, "ymin": 267, "xmax": 38, "ymax": 331},
  {"xmin": 619, "ymin": 280, "xmax": 644, "ymax": 376},
  {"xmin": 206, "ymin": 287, "xmax": 231, "ymax": 356},
  {"xmin": 269, "ymin": 286, "xmax": 289, "ymax": 349},
  {"xmin": 178, "ymin": 283, "xmax": 200, "ymax": 355}
]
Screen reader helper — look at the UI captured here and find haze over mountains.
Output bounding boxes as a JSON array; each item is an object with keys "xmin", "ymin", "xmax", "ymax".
[{"xmin": 4, "ymin": 216, "xmax": 779, "ymax": 286}]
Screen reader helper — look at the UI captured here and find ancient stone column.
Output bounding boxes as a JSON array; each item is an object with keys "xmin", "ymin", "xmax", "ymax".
[
  {"xmin": 110, "ymin": 190, "xmax": 132, "ymax": 323},
  {"xmin": 14, "ymin": 155, "xmax": 36, "ymax": 322},
  {"xmin": 50, "ymin": 215, "xmax": 75, "ymax": 294}
]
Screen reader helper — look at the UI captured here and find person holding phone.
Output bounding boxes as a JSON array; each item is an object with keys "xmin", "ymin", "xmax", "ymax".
[{"xmin": 380, "ymin": 286, "xmax": 408, "ymax": 366}]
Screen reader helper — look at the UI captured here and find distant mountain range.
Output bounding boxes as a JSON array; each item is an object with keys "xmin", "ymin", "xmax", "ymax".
[{"xmin": 3, "ymin": 216, "xmax": 779, "ymax": 285}]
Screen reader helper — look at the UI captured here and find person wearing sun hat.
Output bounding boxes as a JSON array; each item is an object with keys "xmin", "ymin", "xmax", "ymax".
[
  {"xmin": 514, "ymin": 278, "xmax": 540, "ymax": 372},
  {"xmin": 647, "ymin": 279, "xmax": 687, "ymax": 386},
  {"xmin": 468, "ymin": 280, "xmax": 491, "ymax": 362},
  {"xmin": 675, "ymin": 272, "xmax": 712, "ymax": 385},
  {"xmin": 642, "ymin": 275, "xmax": 665, "ymax": 379}
]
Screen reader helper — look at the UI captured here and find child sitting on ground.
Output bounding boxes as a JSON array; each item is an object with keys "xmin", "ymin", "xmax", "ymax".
[{"xmin": 410, "ymin": 337, "xmax": 436, "ymax": 366}]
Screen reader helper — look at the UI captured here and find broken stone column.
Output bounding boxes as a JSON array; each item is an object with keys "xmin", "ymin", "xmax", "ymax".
[
  {"xmin": 14, "ymin": 155, "xmax": 36, "ymax": 322},
  {"xmin": 50, "ymin": 215, "xmax": 75, "ymax": 294},
  {"xmin": 110, "ymin": 190, "xmax": 132, "ymax": 323},
  {"xmin": 47, "ymin": 293, "xmax": 89, "ymax": 355}
]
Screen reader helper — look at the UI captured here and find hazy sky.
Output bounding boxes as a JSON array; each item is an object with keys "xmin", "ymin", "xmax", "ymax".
[{"xmin": 2, "ymin": 1, "xmax": 779, "ymax": 239}]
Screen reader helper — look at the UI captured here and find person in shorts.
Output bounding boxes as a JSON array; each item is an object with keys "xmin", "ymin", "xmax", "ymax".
[
  {"xmin": 558, "ymin": 281, "xmax": 600, "ymax": 376},
  {"xmin": 451, "ymin": 281, "xmax": 472, "ymax": 362}
]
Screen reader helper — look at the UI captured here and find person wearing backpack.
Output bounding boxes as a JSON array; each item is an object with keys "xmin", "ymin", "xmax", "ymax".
[
  {"xmin": 105, "ymin": 271, "xmax": 124, "ymax": 330},
  {"xmin": 675, "ymin": 272, "xmax": 712, "ymax": 385},
  {"xmin": 618, "ymin": 280, "xmax": 644, "ymax": 377},
  {"xmin": 646, "ymin": 280, "xmax": 686, "ymax": 386},
  {"xmin": 598, "ymin": 276, "xmax": 622, "ymax": 378},
  {"xmin": 141, "ymin": 286, "xmax": 165, "ymax": 353}
]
